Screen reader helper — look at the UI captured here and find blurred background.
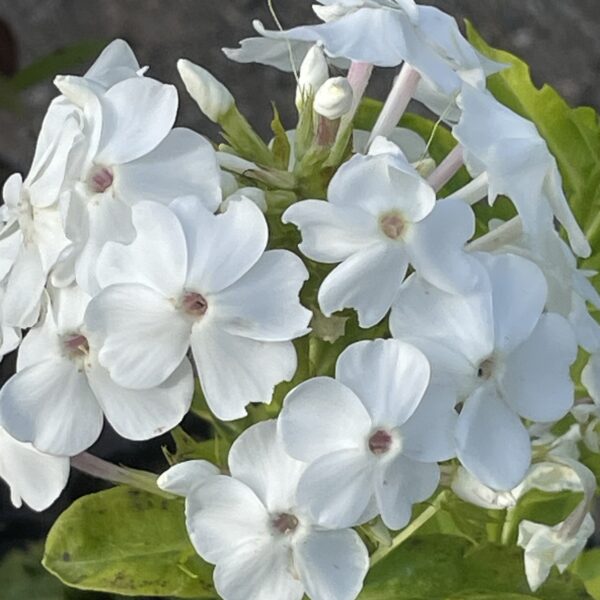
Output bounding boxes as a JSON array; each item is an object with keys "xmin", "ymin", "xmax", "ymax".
[{"xmin": 0, "ymin": 0, "xmax": 599, "ymax": 597}]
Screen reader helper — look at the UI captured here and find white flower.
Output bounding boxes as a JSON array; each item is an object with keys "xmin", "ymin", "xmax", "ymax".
[
  {"xmin": 174, "ymin": 420, "xmax": 369, "ymax": 600},
  {"xmin": 157, "ymin": 459, "xmax": 220, "ymax": 497},
  {"xmin": 451, "ymin": 461, "xmax": 584, "ymax": 511},
  {"xmin": 454, "ymin": 84, "xmax": 590, "ymax": 258},
  {"xmin": 0, "ymin": 285, "xmax": 193, "ymax": 456},
  {"xmin": 83, "ymin": 39, "xmax": 145, "ymax": 89},
  {"xmin": 177, "ymin": 59, "xmax": 235, "ymax": 122},
  {"xmin": 296, "ymin": 44, "xmax": 330, "ymax": 109},
  {"xmin": 517, "ymin": 459, "xmax": 596, "ymax": 591},
  {"xmin": 0, "ymin": 174, "xmax": 69, "ymax": 328},
  {"xmin": 0, "ymin": 283, "xmax": 22, "ymax": 360},
  {"xmin": 86, "ymin": 197, "xmax": 311, "ymax": 421},
  {"xmin": 313, "ymin": 76, "xmax": 354, "ymax": 120},
  {"xmin": 279, "ymin": 339, "xmax": 455, "ymax": 529},
  {"xmin": 221, "ymin": 187, "xmax": 268, "ymax": 213},
  {"xmin": 0, "ymin": 426, "xmax": 69, "ymax": 511},
  {"xmin": 518, "ymin": 515, "xmax": 594, "ymax": 591},
  {"xmin": 390, "ymin": 252, "xmax": 577, "ymax": 490},
  {"xmin": 226, "ymin": 3, "xmax": 501, "ymax": 110},
  {"xmin": 54, "ymin": 73, "xmax": 221, "ymax": 293},
  {"xmin": 283, "ymin": 137, "xmax": 481, "ymax": 327}
]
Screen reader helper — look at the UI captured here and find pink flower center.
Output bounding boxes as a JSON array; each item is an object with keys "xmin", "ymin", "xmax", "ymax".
[
  {"xmin": 88, "ymin": 166, "xmax": 114, "ymax": 193},
  {"xmin": 182, "ymin": 292, "xmax": 208, "ymax": 318},
  {"xmin": 379, "ymin": 211, "xmax": 405, "ymax": 240},
  {"xmin": 63, "ymin": 333, "xmax": 89, "ymax": 358},
  {"xmin": 368, "ymin": 429, "xmax": 393, "ymax": 455},
  {"xmin": 272, "ymin": 513, "xmax": 299, "ymax": 535}
]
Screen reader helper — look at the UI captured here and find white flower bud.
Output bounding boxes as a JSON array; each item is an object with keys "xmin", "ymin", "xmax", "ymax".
[
  {"xmin": 313, "ymin": 77, "xmax": 354, "ymax": 120},
  {"xmin": 295, "ymin": 45, "xmax": 329, "ymax": 110},
  {"xmin": 177, "ymin": 59, "xmax": 234, "ymax": 123}
]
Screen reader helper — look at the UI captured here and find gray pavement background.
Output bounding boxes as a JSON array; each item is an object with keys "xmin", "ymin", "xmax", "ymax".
[{"xmin": 0, "ymin": 0, "xmax": 599, "ymax": 176}]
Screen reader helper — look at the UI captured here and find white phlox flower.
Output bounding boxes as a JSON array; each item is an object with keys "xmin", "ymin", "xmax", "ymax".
[
  {"xmin": 0, "ymin": 285, "xmax": 193, "ymax": 456},
  {"xmin": 0, "ymin": 425, "xmax": 69, "ymax": 511},
  {"xmin": 454, "ymin": 84, "xmax": 591, "ymax": 258},
  {"xmin": 85, "ymin": 197, "xmax": 311, "ymax": 421},
  {"xmin": 225, "ymin": 1, "xmax": 500, "ymax": 110},
  {"xmin": 278, "ymin": 338, "xmax": 456, "ymax": 529},
  {"xmin": 517, "ymin": 458, "xmax": 596, "ymax": 591},
  {"xmin": 168, "ymin": 420, "xmax": 369, "ymax": 600},
  {"xmin": 477, "ymin": 224, "xmax": 600, "ymax": 353},
  {"xmin": 390, "ymin": 252, "xmax": 578, "ymax": 491},
  {"xmin": 284, "ymin": 137, "xmax": 481, "ymax": 327},
  {"xmin": 451, "ymin": 461, "xmax": 584, "ymax": 511},
  {"xmin": 52, "ymin": 69, "xmax": 221, "ymax": 294}
]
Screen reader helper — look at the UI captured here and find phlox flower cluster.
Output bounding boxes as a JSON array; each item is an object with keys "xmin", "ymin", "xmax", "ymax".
[{"xmin": 0, "ymin": 1, "xmax": 599, "ymax": 598}]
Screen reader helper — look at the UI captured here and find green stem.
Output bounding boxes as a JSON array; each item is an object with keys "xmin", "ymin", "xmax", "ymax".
[
  {"xmin": 500, "ymin": 507, "xmax": 520, "ymax": 545},
  {"xmin": 369, "ymin": 491, "xmax": 448, "ymax": 566}
]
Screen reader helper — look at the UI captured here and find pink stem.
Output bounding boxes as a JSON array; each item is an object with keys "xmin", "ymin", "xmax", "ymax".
[
  {"xmin": 367, "ymin": 63, "xmax": 421, "ymax": 147},
  {"xmin": 346, "ymin": 61, "xmax": 374, "ymax": 121},
  {"xmin": 427, "ymin": 144, "xmax": 464, "ymax": 191},
  {"xmin": 71, "ymin": 452, "xmax": 169, "ymax": 496}
]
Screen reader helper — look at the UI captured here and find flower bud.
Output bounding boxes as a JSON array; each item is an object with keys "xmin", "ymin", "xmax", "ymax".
[
  {"xmin": 313, "ymin": 77, "xmax": 354, "ymax": 121},
  {"xmin": 295, "ymin": 45, "xmax": 329, "ymax": 110},
  {"xmin": 177, "ymin": 59, "xmax": 234, "ymax": 123},
  {"xmin": 221, "ymin": 187, "xmax": 268, "ymax": 213}
]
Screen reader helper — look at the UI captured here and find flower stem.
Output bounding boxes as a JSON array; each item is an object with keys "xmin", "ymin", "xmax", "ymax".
[
  {"xmin": 367, "ymin": 63, "xmax": 421, "ymax": 148},
  {"xmin": 369, "ymin": 491, "xmax": 448, "ymax": 566},
  {"xmin": 71, "ymin": 452, "xmax": 171, "ymax": 498},
  {"xmin": 444, "ymin": 171, "xmax": 488, "ymax": 205},
  {"xmin": 427, "ymin": 144, "xmax": 464, "ymax": 192},
  {"xmin": 467, "ymin": 216, "xmax": 523, "ymax": 252}
]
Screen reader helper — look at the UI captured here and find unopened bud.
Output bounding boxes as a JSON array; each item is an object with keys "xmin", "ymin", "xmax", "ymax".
[
  {"xmin": 313, "ymin": 77, "xmax": 353, "ymax": 121},
  {"xmin": 295, "ymin": 45, "xmax": 329, "ymax": 110},
  {"xmin": 177, "ymin": 59, "xmax": 234, "ymax": 123}
]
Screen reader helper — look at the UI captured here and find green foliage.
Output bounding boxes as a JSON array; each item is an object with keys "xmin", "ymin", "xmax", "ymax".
[
  {"xmin": 572, "ymin": 549, "xmax": 600, "ymax": 599},
  {"xmin": 0, "ymin": 543, "xmax": 113, "ymax": 599},
  {"xmin": 43, "ymin": 487, "xmax": 215, "ymax": 598},
  {"xmin": 361, "ymin": 534, "xmax": 590, "ymax": 600},
  {"xmin": 466, "ymin": 22, "xmax": 600, "ymax": 275}
]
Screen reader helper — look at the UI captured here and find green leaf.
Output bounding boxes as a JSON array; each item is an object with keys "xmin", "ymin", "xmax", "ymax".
[
  {"xmin": 10, "ymin": 41, "xmax": 108, "ymax": 91},
  {"xmin": 360, "ymin": 534, "xmax": 590, "ymax": 599},
  {"xmin": 572, "ymin": 549, "xmax": 600, "ymax": 599},
  {"xmin": 43, "ymin": 487, "xmax": 216, "ymax": 598},
  {"xmin": 0, "ymin": 543, "xmax": 112, "ymax": 599},
  {"xmin": 466, "ymin": 22, "xmax": 600, "ymax": 268},
  {"xmin": 270, "ymin": 104, "xmax": 291, "ymax": 170}
]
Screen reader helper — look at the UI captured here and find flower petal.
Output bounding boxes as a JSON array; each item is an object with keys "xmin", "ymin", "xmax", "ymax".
[
  {"xmin": 191, "ymin": 324, "xmax": 296, "ymax": 421},
  {"xmin": 477, "ymin": 252, "xmax": 548, "ymax": 353},
  {"xmin": 407, "ymin": 197, "xmax": 482, "ymax": 293},
  {"xmin": 456, "ymin": 385, "xmax": 531, "ymax": 491},
  {"xmin": 0, "ymin": 359, "xmax": 103, "ymax": 456},
  {"xmin": 502, "ymin": 313, "xmax": 577, "ymax": 422},
  {"xmin": 0, "ymin": 427, "xmax": 69, "ymax": 511},
  {"xmin": 336, "ymin": 339, "xmax": 430, "ymax": 427},
  {"xmin": 296, "ymin": 448, "xmax": 374, "ymax": 528},
  {"xmin": 157, "ymin": 460, "xmax": 220, "ymax": 497},
  {"xmin": 279, "ymin": 377, "xmax": 372, "ymax": 463},
  {"xmin": 96, "ymin": 77, "xmax": 178, "ymax": 165},
  {"xmin": 115, "ymin": 128, "xmax": 221, "ymax": 211},
  {"xmin": 294, "ymin": 529, "xmax": 368, "ymax": 600},
  {"xmin": 390, "ymin": 273, "xmax": 494, "ymax": 369},
  {"xmin": 86, "ymin": 284, "xmax": 191, "ymax": 389},
  {"xmin": 283, "ymin": 200, "xmax": 379, "ymax": 263},
  {"xmin": 319, "ymin": 242, "xmax": 408, "ymax": 328},
  {"xmin": 96, "ymin": 201, "xmax": 187, "ymax": 297},
  {"xmin": 88, "ymin": 357, "xmax": 193, "ymax": 440},
  {"xmin": 375, "ymin": 455, "xmax": 439, "ymax": 530},
  {"xmin": 186, "ymin": 475, "xmax": 270, "ymax": 564},
  {"xmin": 228, "ymin": 420, "xmax": 305, "ymax": 512},
  {"xmin": 179, "ymin": 197, "xmax": 268, "ymax": 294},
  {"xmin": 212, "ymin": 249, "xmax": 311, "ymax": 341}
]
